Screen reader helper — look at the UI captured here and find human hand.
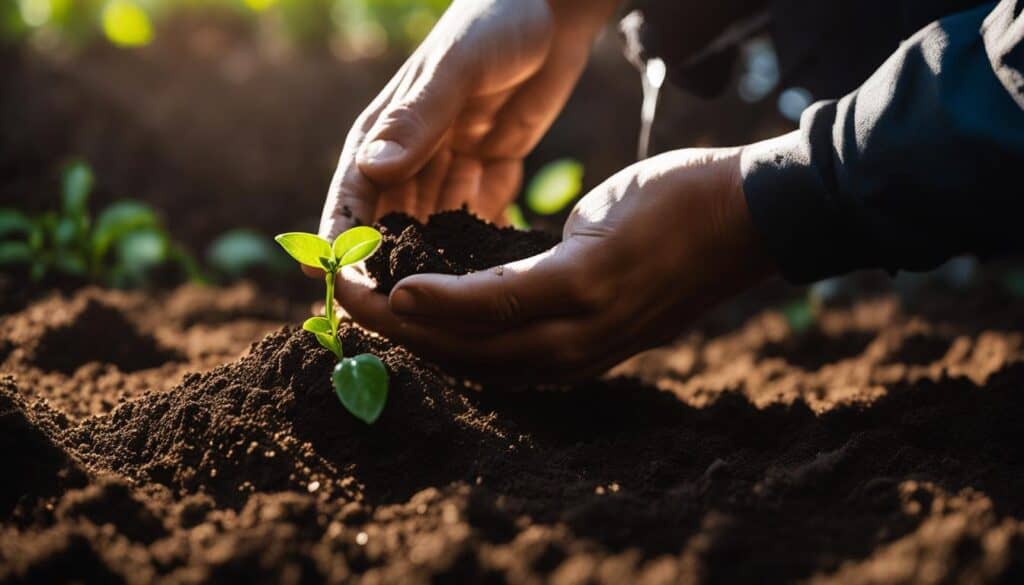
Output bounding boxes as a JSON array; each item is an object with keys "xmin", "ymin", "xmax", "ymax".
[
  {"xmin": 316, "ymin": 0, "xmax": 619, "ymax": 244},
  {"xmin": 335, "ymin": 148, "xmax": 776, "ymax": 380}
]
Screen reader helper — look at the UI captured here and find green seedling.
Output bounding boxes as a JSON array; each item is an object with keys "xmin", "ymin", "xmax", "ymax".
[
  {"xmin": 0, "ymin": 160, "xmax": 200, "ymax": 287},
  {"xmin": 275, "ymin": 227, "xmax": 389, "ymax": 424}
]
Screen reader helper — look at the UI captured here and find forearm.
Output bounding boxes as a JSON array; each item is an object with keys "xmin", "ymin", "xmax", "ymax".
[{"xmin": 741, "ymin": 0, "xmax": 1024, "ymax": 283}]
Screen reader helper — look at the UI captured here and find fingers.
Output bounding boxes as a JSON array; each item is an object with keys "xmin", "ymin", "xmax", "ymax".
[
  {"xmin": 357, "ymin": 57, "xmax": 471, "ymax": 186},
  {"xmin": 479, "ymin": 32, "xmax": 589, "ymax": 159},
  {"xmin": 386, "ymin": 238, "xmax": 609, "ymax": 326},
  {"xmin": 318, "ymin": 63, "xmax": 413, "ymax": 242},
  {"xmin": 334, "ymin": 264, "xmax": 611, "ymax": 378}
]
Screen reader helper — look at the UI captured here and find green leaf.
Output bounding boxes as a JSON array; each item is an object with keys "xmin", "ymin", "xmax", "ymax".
[
  {"xmin": 781, "ymin": 299, "xmax": 815, "ymax": 334},
  {"xmin": 0, "ymin": 209, "xmax": 34, "ymax": 239},
  {"xmin": 206, "ymin": 229, "xmax": 290, "ymax": 278},
  {"xmin": 54, "ymin": 216, "xmax": 78, "ymax": 247},
  {"xmin": 112, "ymin": 229, "xmax": 168, "ymax": 286},
  {"xmin": 117, "ymin": 229, "xmax": 167, "ymax": 266},
  {"xmin": 332, "ymin": 354, "xmax": 389, "ymax": 424},
  {"xmin": 92, "ymin": 201, "xmax": 159, "ymax": 261},
  {"xmin": 274, "ymin": 232, "xmax": 331, "ymax": 269},
  {"xmin": 302, "ymin": 316, "xmax": 332, "ymax": 334},
  {"xmin": 315, "ymin": 332, "xmax": 342, "ymax": 359},
  {"xmin": 0, "ymin": 241, "xmax": 32, "ymax": 265},
  {"xmin": 505, "ymin": 203, "xmax": 530, "ymax": 230},
  {"xmin": 54, "ymin": 254, "xmax": 88, "ymax": 277},
  {"xmin": 332, "ymin": 226, "xmax": 382, "ymax": 266},
  {"xmin": 61, "ymin": 161, "xmax": 93, "ymax": 217},
  {"xmin": 526, "ymin": 158, "xmax": 584, "ymax": 215}
]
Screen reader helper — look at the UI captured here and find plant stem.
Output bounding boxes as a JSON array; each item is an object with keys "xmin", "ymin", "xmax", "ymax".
[
  {"xmin": 324, "ymin": 270, "xmax": 336, "ymax": 331},
  {"xmin": 324, "ymin": 269, "xmax": 341, "ymax": 358}
]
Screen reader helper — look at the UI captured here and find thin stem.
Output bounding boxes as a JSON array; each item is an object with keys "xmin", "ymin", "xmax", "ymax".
[
  {"xmin": 324, "ymin": 269, "xmax": 342, "ymax": 359},
  {"xmin": 325, "ymin": 270, "xmax": 336, "ymax": 332}
]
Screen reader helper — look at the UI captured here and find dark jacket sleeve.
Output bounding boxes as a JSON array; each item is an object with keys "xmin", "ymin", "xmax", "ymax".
[{"xmin": 741, "ymin": 0, "xmax": 1024, "ymax": 283}]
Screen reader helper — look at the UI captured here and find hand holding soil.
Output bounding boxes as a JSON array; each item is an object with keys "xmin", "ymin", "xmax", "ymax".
[
  {"xmin": 316, "ymin": 0, "xmax": 618, "ymax": 240},
  {"xmin": 337, "ymin": 148, "xmax": 775, "ymax": 379}
]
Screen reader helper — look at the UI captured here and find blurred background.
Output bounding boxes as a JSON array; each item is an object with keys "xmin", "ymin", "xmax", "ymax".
[{"xmin": 0, "ymin": 0, "xmax": 794, "ymax": 243}]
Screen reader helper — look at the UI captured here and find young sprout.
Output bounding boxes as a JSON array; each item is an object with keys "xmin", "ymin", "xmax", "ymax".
[
  {"xmin": 0, "ymin": 160, "xmax": 201, "ymax": 286},
  {"xmin": 274, "ymin": 227, "xmax": 389, "ymax": 424}
]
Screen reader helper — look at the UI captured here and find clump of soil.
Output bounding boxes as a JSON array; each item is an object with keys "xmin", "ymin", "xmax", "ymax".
[{"xmin": 367, "ymin": 210, "xmax": 560, "ymax": 292}]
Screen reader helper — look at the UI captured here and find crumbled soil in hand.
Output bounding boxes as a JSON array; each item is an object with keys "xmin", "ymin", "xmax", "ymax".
[
  {"xmin": 5, "ymin": 215, "xmax": 1024, "ymax": 583},
  {"xmin": 367, "ymin": 210, "xmax": 560, "ymax": 293}
]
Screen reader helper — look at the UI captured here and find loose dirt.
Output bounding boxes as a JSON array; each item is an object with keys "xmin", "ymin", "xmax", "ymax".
[{"xmin": 3, "ymin": 211, "xmax": 1024, "ymax": 584}]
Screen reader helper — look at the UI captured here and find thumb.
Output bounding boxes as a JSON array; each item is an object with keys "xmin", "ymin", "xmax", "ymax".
[
  {"xmin": 357, "ymin": 63, "xmax": 468, "ymax": 185},
  {"xmin": 387, "ymin": 240, "xmax": 604, "ymax": 325}
]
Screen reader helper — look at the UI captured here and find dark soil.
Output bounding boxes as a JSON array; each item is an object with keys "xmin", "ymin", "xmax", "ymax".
[
  {"xmin": 4, "ymin": 211, "xmax": 1024, "ymax": 583},
  {"xmin": 367, "ymin": 210, "xmax": 560, "ymax": 293}
]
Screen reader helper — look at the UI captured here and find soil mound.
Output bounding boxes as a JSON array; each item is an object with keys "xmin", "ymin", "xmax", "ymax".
[
  {"xmin": 10, "ymin": 292, "xmax": 180, "ymax": 374},
  {"xmin": 367, "ymin": 210, "xmax": 559, "ymax": 292},
  {"xmin": 0, "ymin": 376, "xmax": 85, "ymax": 518}
]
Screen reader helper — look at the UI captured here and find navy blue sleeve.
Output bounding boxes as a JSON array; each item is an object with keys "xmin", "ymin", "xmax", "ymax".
[{"xmin": 741, "ymin": 0, "xmax": 1024, "ymax": 283}]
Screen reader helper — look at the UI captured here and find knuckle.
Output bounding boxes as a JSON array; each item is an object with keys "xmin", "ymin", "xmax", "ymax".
[{"xmin": 379, "ymin": 103, "xmax": 427, "ymax": 140}]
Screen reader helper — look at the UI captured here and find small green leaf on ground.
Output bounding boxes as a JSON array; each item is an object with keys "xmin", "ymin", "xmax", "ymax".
[
  {"xmin": 333, "ymin": 226, "xmax": 382, "ymax": 266},
  {"xmin": 115, "ymin": 229, "xmax": 168, "ymax": 283},
  {"xmin": 781, "ymin": 299, "xmax": 815, "ymax": 334},
  {"xmin": 333, "ymin": 354, "xmax": 389, "ymax": 424},
  {"xmin": 62, "ymin": 161, "xmax": 94, "ymax": 216},
  {"xmin": 207, "ymin": 229, "xmax": 290, "ymax": 278},
  {"xmin": 526, "ymin": 158, "xmax": 583, "ymax": 215},
  {"xmin": 0, "ymin": 241, "xmax": 32, "ymax": 265},
  {"xmin": 275, "ymin": 232, "xmax": 331, "ymax": 269},
  {"xmin": 93, "ymin": 201, "xmax": 159, "ymax": 258},
  {"xmin": 0, "ymin": 210, "xmax": 35, "ymax": 239}
]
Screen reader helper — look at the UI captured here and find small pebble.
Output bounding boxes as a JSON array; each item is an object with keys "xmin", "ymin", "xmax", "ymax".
[
  {"xmin": 356, "ymin": 532, "xmax": 369, "ymax": 546},
  {"xmin": 307, "ymin": 481, "xmax": 320, "ymax": 493}
]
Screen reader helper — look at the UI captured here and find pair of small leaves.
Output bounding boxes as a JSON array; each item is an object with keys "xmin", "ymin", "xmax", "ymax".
[
  {"xmin": 332, "ymin": 354, "xmax": 389, "ymax": 424},
  {"xmin": 275, "ymin": 227, "xmax": 381, "ymax": 272},
  {"xmin": 303, "ymin": 316, "xmax": 341, "ymax": 358}
]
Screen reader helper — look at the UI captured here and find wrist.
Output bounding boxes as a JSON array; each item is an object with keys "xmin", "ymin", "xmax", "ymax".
[{"xmin": 702, "ymin": 148, "xmax": 777, "ymax": 294}]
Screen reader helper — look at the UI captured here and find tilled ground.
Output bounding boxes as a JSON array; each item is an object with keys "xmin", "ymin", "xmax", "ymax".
[{"xmin": 3, "ymin": 274, "xmax": 1024, "ymax": 584}]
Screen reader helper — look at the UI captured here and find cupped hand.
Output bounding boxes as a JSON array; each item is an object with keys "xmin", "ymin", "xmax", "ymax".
[
  {"xmin": 335, "ymin": 148, "xmax": 776, "ymax": 381},
  {"xmin": 317, "ymin": 0, "xmax": 619, "ymax": 244}
]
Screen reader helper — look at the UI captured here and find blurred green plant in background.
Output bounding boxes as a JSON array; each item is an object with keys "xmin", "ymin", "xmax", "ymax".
[
  {"xmin": 0, "ymin": 160, "xmax": 202, "ymax": 287},
  {"xmin": 3, "ymin": 0, "xmax": 449, "ymax": 55}
]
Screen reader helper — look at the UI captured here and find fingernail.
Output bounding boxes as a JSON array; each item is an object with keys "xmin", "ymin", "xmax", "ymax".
[
  {"xmin": 360, "ymin": 140, "xmax": 404, "ymax": 165},
  {"xmin": 389, "ymin": 287, "xmax": 421, "ymax": 315}
]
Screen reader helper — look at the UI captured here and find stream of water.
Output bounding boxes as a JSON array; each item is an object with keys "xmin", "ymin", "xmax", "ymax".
[{"xmin": 637, "ymin": 58, "xmax": 666, "ymax": 161}]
